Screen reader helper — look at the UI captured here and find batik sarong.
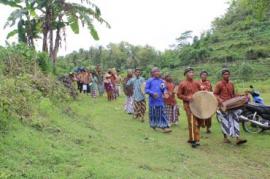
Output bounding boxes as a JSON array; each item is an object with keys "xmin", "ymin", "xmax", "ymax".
[
  {"xmin": 124, "ymin": 96, "xmax": 134, "ymax": 114},
  {"xmin": 91, "ymin": 89, "xmax": 97, "ymax": 98},
  {"xmin": 133, "ymin": 100, "xmax": 146, "ymax": 118},
  {"xmin": 217, "ymin": 109, "xmax": 242, "ymax": 137},
  {"xmin": 149, "ymin": 106, "xmax": 170, "ymax": 129},
  {"xmin": 164, "ymin": 104, "xmax": 179, "ymax": 124}
]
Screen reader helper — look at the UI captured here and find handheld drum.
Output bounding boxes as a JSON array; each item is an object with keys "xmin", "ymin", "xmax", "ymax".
[{"xmin": 189, "ymin": 91, "xmax": 218, "ymax": 119}]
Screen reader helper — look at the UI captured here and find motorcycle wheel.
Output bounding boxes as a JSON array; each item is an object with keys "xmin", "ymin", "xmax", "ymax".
[{"xmin": 242, "ymin": 114, "xmax": 264, "ymax": 134}]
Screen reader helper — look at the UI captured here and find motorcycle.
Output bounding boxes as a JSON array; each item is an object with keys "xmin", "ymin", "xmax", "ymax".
[
  {"xmin": 239, "ymin": 86, "xmax": 270, "ymax": 133},
  {"xmin": 216, "ymin": 86, "xmax": 270, "ymax": 134},
  {"xmin": 248, "ymin": 85, "xmax": 264, "ymax": 105}
]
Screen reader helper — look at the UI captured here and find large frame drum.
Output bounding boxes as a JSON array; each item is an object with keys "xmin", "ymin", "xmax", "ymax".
[{"xmin": 190, "ymin": 91, "xmax": 218, "ymax": 119}]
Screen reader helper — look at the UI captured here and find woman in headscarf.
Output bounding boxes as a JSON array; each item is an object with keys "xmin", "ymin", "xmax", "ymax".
[{"xmin": 104, "ymin": 73, "xmax": 114, "ymax": 101}]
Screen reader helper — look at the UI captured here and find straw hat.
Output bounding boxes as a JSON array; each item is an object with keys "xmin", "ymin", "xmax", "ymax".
[{"xmin": 189, "ymin": 91, "xmax": 218, "ymax": 119}]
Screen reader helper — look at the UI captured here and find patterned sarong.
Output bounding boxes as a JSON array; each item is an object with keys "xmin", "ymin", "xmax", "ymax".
[
  {"xmin": 149, "ymin": 106, "xmax": 170, "ymax": 129},
  {"xmin": 133, "ymin": 100, "xmax": 146, "ymax": 118},
  {"xmin": 98, "ymin": 84, "xmax": 104, "ymax": 96},
  {"xmin": 164, "ymin": 104, "xmax": 179, "ymax": 124},
  {"xmin": 124, "ymin": 96, "xmax": 134, "ymax": 114},
  {"xmin": 91, "ymin": 89, "xmax": 97, "ymax": 98},
  {"xmin": 217, "ymin": 109, "xmax": 242, "ymax": 137}
]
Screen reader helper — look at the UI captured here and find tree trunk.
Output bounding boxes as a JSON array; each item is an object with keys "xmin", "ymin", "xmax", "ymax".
[
  {"xmin": 42, "ymin": 30, "xmax": 48, "ymax": 52},
  {"xmin": 52, "ymin": 26, "xmax": 61, "ymax": 64},
  {"xmin": 42, "ymin": 3, "xmax": 50, "ymax": 52}
]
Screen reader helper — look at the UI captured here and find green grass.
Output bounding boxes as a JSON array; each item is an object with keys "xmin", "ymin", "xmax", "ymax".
[{"xmin": 1, "ymin": 84, "xmax": 270, "ymax": 178}]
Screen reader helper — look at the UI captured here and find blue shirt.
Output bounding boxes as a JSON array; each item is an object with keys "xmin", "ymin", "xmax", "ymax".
[
  {"xmin": 145, "ymin": 77, "xmax": 167, "ymax": 107},
  {"xmin": 127, "ymin": 77, "xmax": 145, "ymax": 102}
]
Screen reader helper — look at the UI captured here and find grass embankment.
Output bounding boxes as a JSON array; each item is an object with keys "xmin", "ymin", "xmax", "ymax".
[{"xmin": 0, "ymin": 82, "xmax": 270, "ymax": 178}]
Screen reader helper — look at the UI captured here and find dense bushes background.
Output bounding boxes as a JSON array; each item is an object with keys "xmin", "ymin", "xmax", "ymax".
[{"xmin": 0, "ymin": 44, "xmax": 70, "ymax": 130}]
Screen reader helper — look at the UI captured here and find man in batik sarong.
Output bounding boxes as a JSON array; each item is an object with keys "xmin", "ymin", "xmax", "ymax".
[
  {"xmin": 199, "ymin": 71, "xmax": 213, "ymax": 133},
  {"xmin": 177, "ymin": 67, "xmax": 202, "ymax": 148},
  {"xmin": 145, "ymin": 67, "xmax": 172, "ymax": 133},
  {"xmin": 164, "ymin": 75, "xmax": 179, "ymax": 126},
  {"xmin": 214, "ymin": 69, "xmax": 247, "ymax": 145},
  {"xmin": 123, "ymin": 70, "xmax": 134, "ymax": 114},
  {"xmin": 96, "ymin": 65, "xmax": 104, "ymax": 96},
  {"xmin": 127, "ymin": 68, "xmax": 146, "ymax": 122}
]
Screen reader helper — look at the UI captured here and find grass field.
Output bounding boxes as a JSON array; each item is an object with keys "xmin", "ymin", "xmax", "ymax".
[{"xmin": 0, "ymin": 82, "xmax": 270, "ymax": 178}]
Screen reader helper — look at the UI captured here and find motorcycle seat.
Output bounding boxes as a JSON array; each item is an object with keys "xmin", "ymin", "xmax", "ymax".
[{"xmin": 246, "ymin": 103, "xmax": 270, "ymax": 115}]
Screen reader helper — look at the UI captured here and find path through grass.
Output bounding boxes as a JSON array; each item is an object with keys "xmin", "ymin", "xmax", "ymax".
[{"xmin": 0, "ymin": 94, "xmax": 270, "ymax": 178}]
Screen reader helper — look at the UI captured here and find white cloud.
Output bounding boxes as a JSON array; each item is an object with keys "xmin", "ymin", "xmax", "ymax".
[{"xmin": 0, "ymin": 0, "xmax": 228, "ymax": 55}]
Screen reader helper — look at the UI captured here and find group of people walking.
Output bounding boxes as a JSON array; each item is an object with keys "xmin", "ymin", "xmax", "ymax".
[
  {"xmin": 123, "ymin": 67, "xmax": 247, "ymax": 148},
  {"xmin": 72, "ymin": 66, "xmax": 103, "ymax": 98},
  {"xmin": 71, "ymin": 65, "xmax": 247, "ymax": 148},
  {"xmin": 123, "ymin": 68, "xmax": 180, "ymax": 130},
  {"xmin": 71, "ymin": 65, "xmax": 121, "ymax": 100}
]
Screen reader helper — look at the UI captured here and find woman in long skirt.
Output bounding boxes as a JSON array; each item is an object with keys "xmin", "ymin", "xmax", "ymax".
[{"xmin": 164, "ymin": 75, "xmax": 179, "ymax": 125}]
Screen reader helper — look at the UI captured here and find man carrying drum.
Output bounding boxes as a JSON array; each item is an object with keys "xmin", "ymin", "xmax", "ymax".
[
  {"xmin": 177, "ymin": 67, "xmax": 202, "ymax": 148},
  {"xmin": 214, "ymin": 69, "xmax": 247, "ymax": 145}
]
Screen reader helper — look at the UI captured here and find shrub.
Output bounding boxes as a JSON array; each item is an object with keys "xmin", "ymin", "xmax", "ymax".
[
  {"xmin": 0, "ymin": 45, "xmax": 70, "ymax": 130},
  {"xmin": 237, "ymin": 63, "xmax": 254, "ymax": 81}
]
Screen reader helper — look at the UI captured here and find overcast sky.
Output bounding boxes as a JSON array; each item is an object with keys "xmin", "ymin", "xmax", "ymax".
[{"xmin": 0, "ymin": 0, "xmax": 229, "ymax": 55}]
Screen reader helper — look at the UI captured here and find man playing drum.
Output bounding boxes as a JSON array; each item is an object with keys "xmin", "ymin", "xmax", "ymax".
[
  {"xmin": 214, "ymin": 69, "xmax": 247, "ymax": 145},
  {"xmin": 177, "ymin": 67, "xmax": 202, "ymax": 148},
  {"xmin": 199, "ymin": 71, "xmax": 213, "ymax": 133}
]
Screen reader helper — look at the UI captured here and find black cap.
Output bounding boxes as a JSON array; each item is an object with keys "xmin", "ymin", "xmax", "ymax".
[
  {"xmin": 184, "ymin": 67, "xmax": 194, "ymax": 75},
  {"xmin": 200, "ymin": 70, "xmax": 208, "ymax": 76},
  {"xmin": 221, "ymin": 68, "xmax": 230, "ymax": 75}
]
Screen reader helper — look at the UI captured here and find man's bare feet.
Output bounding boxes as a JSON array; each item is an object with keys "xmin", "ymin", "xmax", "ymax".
[
  {"xmin": 224, "ymin": 138, "xmax": 231, "ymax": 144},
  {"xmin": 162, "ymin": 128, "xmax": 172, "ymax": 133},
  {"xmin": 236, "ymin": 139, "xmax": 247, "ymax": 145}
]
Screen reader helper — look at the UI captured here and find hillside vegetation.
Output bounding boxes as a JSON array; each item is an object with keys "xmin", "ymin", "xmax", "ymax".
[
  {"xmin": 0, "ymin": 44, "xmax": 71, "ymax": 131},
  {"xmin": 58, "ymin": 0, "xmax": 270, "ymax": 80}
]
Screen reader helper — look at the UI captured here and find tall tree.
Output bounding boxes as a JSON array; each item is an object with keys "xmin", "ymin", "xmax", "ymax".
[{"xmin": 1, "ymin": 0, "xmax": 110, "ymax": 63}]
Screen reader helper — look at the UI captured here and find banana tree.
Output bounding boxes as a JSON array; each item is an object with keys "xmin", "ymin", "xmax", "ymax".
[
  {"xmin": 1, "ymin": 0, "xmax": 41, "ymax": 48},
  {"xmin": 1, "ymin": 0, "xmax": 110, "ymax": 63},
  {"xmin": 33, "ymin": 0, "xmax": 111, "ymax": 63}
]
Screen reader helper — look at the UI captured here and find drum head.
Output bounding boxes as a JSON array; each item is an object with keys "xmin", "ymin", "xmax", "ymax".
[{"xmin": 189, "ymin": 91, "xmax": 218, "ymax": 119}]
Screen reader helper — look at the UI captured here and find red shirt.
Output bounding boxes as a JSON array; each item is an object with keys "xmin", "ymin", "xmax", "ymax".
[
  {"xmin": 199, "ymin": 80, "xmax": 212, "ymax": 92},
  {"xmin": 164, "ymin": 82, "xmax": 176, "ymax": 105},
  {"xmin": 177, "ymin": 79, "xmax": 200, "ymax": 112},
  {"xmin": 177, "ymin": 80, "xmax": 200, "ymax": 102},
  {"xmin": 214, "ymin": 80, "xmax": 235, "ymax": 102}
]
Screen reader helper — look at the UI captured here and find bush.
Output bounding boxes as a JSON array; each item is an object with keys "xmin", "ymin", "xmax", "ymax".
[
  {"xmin": 246, "ymin": 47, "xmax": 270, "ymax": 60},
  {"xmin": 0, "ymin": 44, "xmax": 53, "ymax": 76},
  {"xmin": 237, "ymin": 63, "xmax": 254, "ymax": 81},
  {"xmin": 36, "ymin": 52, "xmax": 53, "ymax": 74},
  {"xmin": 0, "ymin": 45, "xmax": 70, "ymax": 130}
]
